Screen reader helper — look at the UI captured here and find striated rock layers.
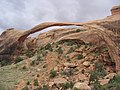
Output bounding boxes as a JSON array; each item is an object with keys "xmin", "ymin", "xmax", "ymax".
[{"xmin": 0, "ymin": 5, "xmax": 120, "ymax": 72}]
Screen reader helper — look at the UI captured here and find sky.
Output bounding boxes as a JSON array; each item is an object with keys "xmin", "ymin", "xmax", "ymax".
[{"xmin": 0, "ymin": 0, "xmax": 120, "ymax": 34}]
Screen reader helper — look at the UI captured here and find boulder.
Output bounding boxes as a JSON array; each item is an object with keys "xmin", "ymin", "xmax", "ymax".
[
  {"xmin": 83, "ymin": 61, "xmax": 91, "ymax": 67},
  {"xmin": 104, "ymin": 73, "xmax": 117, "ymax": 79},
  {"xmin": 73, "ymin": 82, "xmax": 91, "ymax": 90},
  {"xmin": 63, "ymin": 62, "xmax": 77, "ymax": 68},
  {"xmin": 99, "ymin": 79, "xmax": 110, "ymax": 85},
  {"xmin": 54, "ymin": 78, "xmax": 67, "ymax": 85}
]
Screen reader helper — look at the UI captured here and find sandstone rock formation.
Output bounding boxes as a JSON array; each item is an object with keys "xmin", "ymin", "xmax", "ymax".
[{"xmin": 0, "ymin": 5, "xmax": 120, "ymax": 73}]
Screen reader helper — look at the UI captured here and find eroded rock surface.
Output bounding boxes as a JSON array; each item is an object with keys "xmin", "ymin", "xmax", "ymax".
[{"xmin": 0, "ymin": 5, "xmax": 120, "ymax": 72}]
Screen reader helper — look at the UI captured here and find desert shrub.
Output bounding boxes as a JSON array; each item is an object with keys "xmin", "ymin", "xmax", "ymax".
[
  {"xmin": 37, "ymin": 55, "xmax": 43, "ymax": 61},
  {"xmin": 57, "ymin": 47, "xmax": 63, "ymax": 54},
  {"xmin": 50, "ymin": 69, "xmax": 57, "ymax": 78},
  {"xmin": 22, "ymin": 66, "xmax": 27, "ymax": 70},
  {"xmin": 92, "ymin": 80, "xmax": 101, "ymax": 90},
  {"xmin": 94, "ymin": 63, "xmax": 106, "ymax": 78},
  {"xmin": 89, "ymin": 70, "xmax": 98, "ymax": 82},
  {"xmin": 30, "ymin": 60, "xmax": 35, "ymax": 66},
  {"xmin": 64, "ymin": 55, "xmax": 70, "ymax": 62},
  {"xmin": 89, "ymin": 63, "xmax": 107, "ymax": 89},
  {"xmin": 42, "ymin": 51, "xmax": 48, "ymax": 57},
  {"xmin": 36, "ymin": 46, "xmax": 44, "ymax": 54},
  {"xmin": 100, "ymin": 75, "xmax": 120, "ymax": 90},
  {"xmin": 66, "ymin": 57, "xmax": 71, "ymax": 62},
  {"xmin": 81, "ymin": 69, "xmax": 85, "ymax": 74},
  {"xmin": 22, "ymin": 86, "xmax": 29, "ymax": 90},
  {"xmin": 74, "ymin": 87, "xmax": 80, "ymax": 90},
  {"xmin": 88, "ymin": 70, "xmax": 102, "ymax": 90},
  {"xmin": 88, "ymin": 63, "xmax": 106, "ymax": 80},
  {"xmin": 26, "ymin": 81, "xmax": 30, "ymax": 85},
  {"xmin": 35, "ymin": 85, "xmax": 50, "ymax": 90},
  {"xmin": 44, "ymin": 43, "xmax": 53, "ymax": 51},
  {"xmin": 34, "ymin": 79, "xmax": 39, "ymax": 86},
  {"xmin": 109, "ymin": 75, "xmax": 120, "ymax": 84},
  {"xmin": 42, "ymin": 85, "xmax": 50, "ymax": 90},
  {"xmin": 0, "ymin": 84, "xmax": 5, "ymax": 90},
  {"xmin": 76, "ymin": 29, "xmax": 85, "ymax": 32},
  {"xmin": 67, "ymin": 47, "xmax": 75, "ymax": 54},
  {"xmin": 76, "ymin": 54, "xmax": 84, "ymax": 60},
  {"xmin": 66, "ymin": 41, "xmax": 75, "ymax": 46},
  {"xmin": 61, "ymin": 68, "xmax": 74, "ymax": 77},
  {"xmin": 61, "ymin": 81, "xmax": 74, "ymax": 89},
  {"xmin": 25, "ymin": 49, "xmax": 34, "ymax": 58},
  {"xmin": 0, "ymin": 60, "xmax": 9, "ymax": 66},
  {"xmin": 14, "ymin": 56, "xmax": 23, "ymax": 64},
  {"xmin": 103, "ymin": 47, "xmax": 108, "ymax": 52},
  {"xmin": 58, "ymin": 40, "xmax": 79, "ymax": 46}
]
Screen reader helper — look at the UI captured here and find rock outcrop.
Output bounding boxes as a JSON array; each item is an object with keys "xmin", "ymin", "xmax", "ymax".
[
  {"xmin": 0, "ymin": 5, "xmax": 120, "ymax": 73},
  {"xmin": 111, "ymin": 5, "xmax": 120, "ymax": 15}
]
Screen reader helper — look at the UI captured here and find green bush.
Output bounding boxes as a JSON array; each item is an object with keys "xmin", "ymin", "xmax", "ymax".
[
  {"xmin": 34, "ymin": 79, "xmax": 39, "ymax": 86},
  {"xmin": 76, "ymin": 54, "xmax": 84, "ymax": 60},
  {"xmin": 89, "ymin": 63, "xmax": 107, "ymax": 89},
  {"xmin": 42, "ymin": 85, "xmax": 50, "ymax": 90},
  {"xmin": 64, "ymin": 55, "xmax": 68, "ymax": 60},
  {"xmin": 57, "ymin": 47, "xmax": 63, "ymax": 54},
  {"xmin": 96, "ymin": 75, "xmax": 120, "ymax": 90},
  {"xmin": 25, "ymin": 49, "xmax": 34, "ymax": 58},
  {"xmin": 26, "ymin": 81, "xmax": 30, "ymax": 85},
  {"xmin": 37, "ymin": 55, "xmax": 43, "ymax": 61},
  {"xmin": 45, "ymin": 43, "xmax": 53, "ymax": 51},
  {"xmin": 66, "ymin": 57, "xmax": 71, "ymax": 62},
  {"xmin": 22, "ymin": 86, "xmax": 29, "ymax": 90},
  {"xmin": 94, "ymin": 63, "xmax": 106, "ymax": 78},
  {"xmin": 34, "ymin": 85, "xmax": 50, "ymax": 90},
  {"xmin": 42, "ymin": 51, "xmax": 48, "ymax": 57},
  {"xmin": 109, "ymin": 75, "xmax": 120, "ymax": 84},
  {"xmin": 0, "ymin": 60, "xmax": 9, "ymax": 66},
  {"xmin": 67, "ymin": 47, "xmax": 75, "ymax": 54},
  {"xmin": 81, "ymin": 69, "xmax": 85, "ymax": 74},
  {"xmin": 61, "ymin": 81, "xmax": 74, "ymax": 89},
  {"xmin": 103, "ymin": 47, "xmax": 108, "ymax": 52},
  {"xmin": 50, "ymin": 70, "xmax": 57, "ymax": 78},
  {"xmin": 89, "ymin": 70, "xmax": 98, "ymax": 82},
  {"xmin": 74, "ymin": 87, "xmax": 80, "ymax": 90},
  {"xmin": 0, "ymin": 84, "xmax": 5, "ymax": 90},
  {"xmin": 93, "ymin": 80, "xmax": 101, "ymax": 90},
  {"xmin": 61, "ymin": 68, "xmax": 74, "ymax": 77},
  {"xmin": 14, "ymin": 56, "xmax": 23, "ymax": 64},
  {"xmin": 93, "ymin": 47, "xmax": 101, "ymax": 57},
  {"xmin": 30, "ymin": 60, "xmax": 35, "ymax": 66},
  {"xmin": 76, "ymin": 29, "xmax": 84, "ymax": 32}
]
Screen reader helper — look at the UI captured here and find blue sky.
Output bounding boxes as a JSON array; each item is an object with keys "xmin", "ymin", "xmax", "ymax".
[{"xmin": 0, "ymin": 0, "xmax": 120, "ymax": 34}]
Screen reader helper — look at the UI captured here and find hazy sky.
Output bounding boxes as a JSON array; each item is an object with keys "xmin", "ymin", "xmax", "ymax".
[{"xmin": 0, "ymin": 0, "xmax": 120, "ymax": 34}]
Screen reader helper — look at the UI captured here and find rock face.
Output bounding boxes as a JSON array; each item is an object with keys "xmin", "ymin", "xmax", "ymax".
[
  {"xmin": 0, "ymin": 22, "xmax": 82, "ymax": 61},
  {"xmin": 0, "ymin": 5, "xmax": 120, "ymax": 73},
  {"xmin": 111, "ymin": 5, "xmax": 120, "ymax": 15}
]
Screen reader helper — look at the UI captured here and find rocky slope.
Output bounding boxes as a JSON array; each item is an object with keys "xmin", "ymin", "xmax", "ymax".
[{"xmin": 0, "ymin": 5, "xmax": 120, "ymax": 90}]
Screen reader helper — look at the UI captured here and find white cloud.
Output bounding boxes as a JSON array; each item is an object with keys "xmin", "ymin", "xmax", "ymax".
[{"xmin": 0, "ymin": 0, "xmax": 119, "ymax": 33}]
